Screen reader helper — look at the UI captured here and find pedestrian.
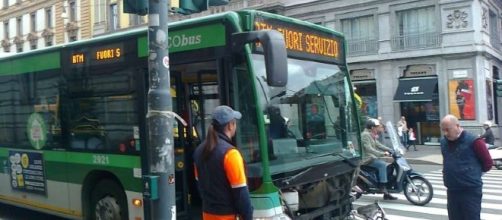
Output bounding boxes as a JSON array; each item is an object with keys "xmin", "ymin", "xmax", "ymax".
[
  {"xmin": 193, "ymin": 105, "xmax": 253, "ymax": 220},
  {"xmin": 361, "ymin": 118, "xmax": 397, "ymax": 200},
  {"xmin": 440, "ymin": 115, "xmax": 493, "ymax": 220},
  {"xmin": 398, "ymin": 116, "xmax": 408, "ymax": 148},
  {"xmin": 479, "ymin": 121, "xmax": 495, "ymax": 148},
  {"xmin": 408, "ymin": 127, "xmax": 417, "ymax": 151}
]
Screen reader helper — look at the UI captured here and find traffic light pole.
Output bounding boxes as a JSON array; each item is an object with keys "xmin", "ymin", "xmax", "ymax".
[{"xmin": 145, "ymin": 0, "xmax": 175, "ymax": 219}]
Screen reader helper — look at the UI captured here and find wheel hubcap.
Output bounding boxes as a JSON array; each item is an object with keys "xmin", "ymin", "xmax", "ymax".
[{"xmin": 95, "ymin": 196, "xmax": 121, "ymax": 220}]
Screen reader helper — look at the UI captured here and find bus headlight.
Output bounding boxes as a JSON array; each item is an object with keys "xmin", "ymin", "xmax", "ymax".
[{"xmin": 132, "ymin": 198, "xmax": 143, "ymax": 207}]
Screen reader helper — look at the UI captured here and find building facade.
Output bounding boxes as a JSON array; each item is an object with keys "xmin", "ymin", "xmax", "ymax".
[
  {"xmin": 0, "ymin": 0, "xmax": 145, "ymax": 54},
  {"xmin": 282, "ymin": 0, "xmax": 502, "ymax": 145},
  {"xmin": 179, "ymin": 0, "xmax": 502, "ymax": 144}
]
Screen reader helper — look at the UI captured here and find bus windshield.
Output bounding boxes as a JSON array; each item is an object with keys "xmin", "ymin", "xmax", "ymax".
[{"xmin": 250, "ymin": 54, "xmax": 360, "ymax": 177}]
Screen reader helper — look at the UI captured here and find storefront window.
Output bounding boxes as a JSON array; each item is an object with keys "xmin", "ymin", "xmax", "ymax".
[
  {"xmin": 400, "ymin": 99, "xmax": 439, "ymax": 144},
  {"xmin": 354, "ymin": 83, "xmax": 377, "ymax": 118},
  {"xmin": 448, "ymin": 79, "xmax": 476, "ymax": 120}
]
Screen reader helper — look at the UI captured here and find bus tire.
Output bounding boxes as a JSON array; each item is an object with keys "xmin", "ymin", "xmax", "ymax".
[{"xmin": 89, "ymin": 179, "xmax": 128, "ymax": 220}]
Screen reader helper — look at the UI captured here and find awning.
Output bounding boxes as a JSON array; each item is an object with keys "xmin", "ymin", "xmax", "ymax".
[{"xmin": 393, "ymin": 78, "xmax": 437, "ymax": 102}]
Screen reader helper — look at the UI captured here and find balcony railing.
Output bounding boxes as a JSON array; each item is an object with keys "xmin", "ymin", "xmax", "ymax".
[
  {"xmin": 346, "ymin": 38, "xmax": 378, "ymax": 56},
  {"xmin": 391, "ymin": 32, "xmax": 441, "ymax": 51}
]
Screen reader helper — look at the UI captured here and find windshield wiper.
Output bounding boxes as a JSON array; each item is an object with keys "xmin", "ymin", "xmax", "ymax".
[{"xmin": 270, "ymin": 90, "xmax": 286, "ymax": 100}]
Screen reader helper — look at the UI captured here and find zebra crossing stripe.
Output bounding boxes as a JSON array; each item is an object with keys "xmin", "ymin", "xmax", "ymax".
[
  {"xmin": 432, "ymin": 189, "xmax": 502, "ymax": 201},
  {"xmin": 425, "ymin": 173, "xmax": 502, "ymax": 181},
  {"xmin": 385, "ymin": 214, "xmax": 431, "ymax": 220},
  {"xmin": 429, "ymin": 183, "xmax": 501, "ymax": 194},
  {"xmin": 431, "ymin": 169, "xmax": 502, "ymax": 175},
  {"xmin": 353, "ymin": 201, "xmax": 502, "ymax": 220},
  {"xmin": 427, "ymin": 179, "xmax": 502, "ymax": 189},
  {"xmin": 355, "ymin": 169, "xmax": 502, "ymax": 219},
  {"xmin": 361, "ymin": 193, "xmax": 502, "ymax": 210},
  {"xmin": 424, "ymin": 175, "xmax": 502, "ymax": 185}
]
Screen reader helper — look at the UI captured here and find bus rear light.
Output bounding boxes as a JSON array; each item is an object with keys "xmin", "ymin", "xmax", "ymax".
[{"xmin": 132, "ymin": 198, "xmax": 143, "ymax": 207}]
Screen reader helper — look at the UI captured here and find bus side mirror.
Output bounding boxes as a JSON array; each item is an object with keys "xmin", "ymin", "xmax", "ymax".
[{"xmin": 232, "ymin": 30, "xmax": 288, "ymax": 87}]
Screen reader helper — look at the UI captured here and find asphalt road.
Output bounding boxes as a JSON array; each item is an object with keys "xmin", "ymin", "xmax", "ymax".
[
  {"xmin": 0, "ymin": 164, "xmax": 447, "ymax": 220},
  {"xmin": 0, "ymin": 202, "xmax": 67, "ymax": 220}
]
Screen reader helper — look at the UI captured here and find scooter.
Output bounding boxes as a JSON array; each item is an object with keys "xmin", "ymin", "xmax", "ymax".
[
  {"xmin": 489, "ymin": 146, "xmax": 502, "ymax": 170},
  {"xmin": 354, "ymin": 121, "xmax": 434, "ymax": 206}
]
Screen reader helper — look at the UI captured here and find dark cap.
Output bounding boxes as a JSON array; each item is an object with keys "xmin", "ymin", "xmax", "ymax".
[{"xmin": 212, "ymin": 105, "xmax": 242, "ymax": 125}]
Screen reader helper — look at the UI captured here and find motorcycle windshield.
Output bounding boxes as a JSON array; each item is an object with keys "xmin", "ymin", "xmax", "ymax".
[
  {"xmin": 384, "ymin": 121, "xmax": 406, "ymax": 155},
  {"xmin": 396, "ymin": 157, "xmax": 411, "ymax": 171}
]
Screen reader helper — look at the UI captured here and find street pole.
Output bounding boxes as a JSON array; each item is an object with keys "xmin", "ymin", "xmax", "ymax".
[{"xmin": 145, "ymin": 0, "xmax": 175, "ymax": 218}]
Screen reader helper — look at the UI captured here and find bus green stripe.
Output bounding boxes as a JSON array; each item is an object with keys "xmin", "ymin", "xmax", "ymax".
[
  {"xmin": 138, "ymin": 36, "xmax": 148, "ymax": 58},
  {"xmin": 0, "ymin": 149, "xmax": 142, "ymax": 192},
  {"xmin": 137, "ymin": 23, "xmax": 226, "ymax": 58},
  {"xmin": 0, "ymin": 52, "xmax": 60, "ymax": 75},
  {"xmin": 43, "ymin": 151, "xmax": 141, "ymax": 168}
]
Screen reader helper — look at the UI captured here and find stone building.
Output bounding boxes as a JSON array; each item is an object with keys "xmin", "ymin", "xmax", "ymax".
[
  {"xmin": 280, "ymin": 0, "xmax": 502, "ymax": 144},
  {"xmin": 175, "ymin": 0, "xmax": 502, "ymax": 144},
  {"xmin": 0, "ymin": 0, "xmax": 145, "ymax": 53}
]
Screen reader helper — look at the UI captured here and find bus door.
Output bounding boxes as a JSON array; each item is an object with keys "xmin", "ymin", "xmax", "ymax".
[
  {"xmin": 170, "ymin": 71, "xmax": 191, "ymax": 216},
  {"xmin": 172, "ymin": 62, "xmax": 221, "ymax": 217}
]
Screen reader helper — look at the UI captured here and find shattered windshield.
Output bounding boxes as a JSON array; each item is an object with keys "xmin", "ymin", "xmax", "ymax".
[{"xmin": 249, "ymin": 54, "xmax": 360, "ymax": 177}]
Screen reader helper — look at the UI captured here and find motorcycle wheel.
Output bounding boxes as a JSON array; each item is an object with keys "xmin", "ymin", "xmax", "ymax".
[
  {"xmin": 404, "ymin": 176, "xmax": 433, "ymax": 206},
  {"xmin": 495, "ymin": 160, "xmax": 502, "ymax": 170}
]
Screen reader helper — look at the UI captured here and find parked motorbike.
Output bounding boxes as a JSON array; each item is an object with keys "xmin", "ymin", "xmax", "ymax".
[
  {"xmin": 354, "ymin": 121, "xmax": 434, "ymax": 206},
  {"xmin": 489, "ymin": 146, "xmax": 502, "ymax": 170}
]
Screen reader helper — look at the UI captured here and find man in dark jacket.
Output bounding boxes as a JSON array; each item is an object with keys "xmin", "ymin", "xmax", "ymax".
[{"xmin": 440, "ymin": 115, "xmax": 493, "ymax": 220}]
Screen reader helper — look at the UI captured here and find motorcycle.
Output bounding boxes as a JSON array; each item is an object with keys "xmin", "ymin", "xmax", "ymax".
[
  {"xmin": 489, "ymin": 145, "xmax": 502, "ymax": 170},
  {"xmin": 354, "ymin": 121, "xmax": 434, "ymax": 206}
]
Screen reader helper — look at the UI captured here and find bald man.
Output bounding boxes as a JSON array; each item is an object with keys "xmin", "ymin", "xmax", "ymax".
[{"xmin": 440, "ymin": 115, "xmax": 493, "ymax": 220}]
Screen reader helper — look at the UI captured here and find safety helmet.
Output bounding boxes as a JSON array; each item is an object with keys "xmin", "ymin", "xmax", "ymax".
[{"xmin": 365, "ymin": 118, "xmax": 380, "ymax": 129}]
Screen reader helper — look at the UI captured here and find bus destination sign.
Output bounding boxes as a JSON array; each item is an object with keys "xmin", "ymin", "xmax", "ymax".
[
  {"xmin": 254, "ymin": 15, "xmax": 344, "ymax": 64},
  {"xmin": 71, "ymin": 43, "xmax": 124, "ymax": 66}
]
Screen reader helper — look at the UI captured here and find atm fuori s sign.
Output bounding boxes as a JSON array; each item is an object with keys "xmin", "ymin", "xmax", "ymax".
[
  {"xmin": 253, "ymin": 14, "xmax": 345, "ymax": 64},
  {"xmin": 70, "ymin": 43, "xmax": 124, "ymax": 66}
]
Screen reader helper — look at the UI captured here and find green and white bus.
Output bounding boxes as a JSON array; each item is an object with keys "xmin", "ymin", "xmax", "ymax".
[{"xmin": 0, "ymin": 10, "xmax": 361, "ymax": 220}]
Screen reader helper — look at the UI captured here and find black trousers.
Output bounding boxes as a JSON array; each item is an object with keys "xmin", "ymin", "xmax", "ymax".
[{"xmin": 447, "ymin": 187, "xmax": 482, "ymax": 220}]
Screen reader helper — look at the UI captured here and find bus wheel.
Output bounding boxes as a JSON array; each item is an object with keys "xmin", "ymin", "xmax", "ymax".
[{"xmin": 90, "ymin": 179, "xmax": 128, "ymax": 220}]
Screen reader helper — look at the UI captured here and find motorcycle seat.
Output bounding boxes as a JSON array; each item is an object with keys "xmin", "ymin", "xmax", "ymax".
[{"xmin": 360, "ymin": 165, "xmax": 379, "ymax": 173}]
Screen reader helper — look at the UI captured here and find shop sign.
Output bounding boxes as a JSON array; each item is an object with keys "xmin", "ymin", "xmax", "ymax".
[
  {"xmin": 404, "ymin": 65, "xmax": 435, "ymax": 77},
  {"xmin": 350, "ymin": 69, "xmax": 374, "ymax": 81},
  {"xmin": 452, "ymin": 69, "xmax": 468, "ymax": 78}
]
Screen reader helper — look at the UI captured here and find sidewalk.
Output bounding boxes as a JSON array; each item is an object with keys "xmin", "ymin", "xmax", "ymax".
[{"xmin": 404, "ymin": 144, "xmax": 443, "ymax": 165}]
